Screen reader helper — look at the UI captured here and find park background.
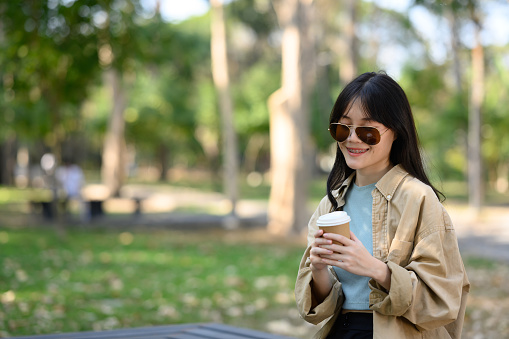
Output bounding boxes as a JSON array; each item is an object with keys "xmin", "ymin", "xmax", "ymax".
[{"xmin": 1, "ymin": 0, "xmax": 509, "ymax": 338}]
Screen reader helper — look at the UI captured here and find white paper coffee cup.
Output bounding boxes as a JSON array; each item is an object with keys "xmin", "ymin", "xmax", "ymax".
[{"xmin": 317, "ymin": 211, "xmax": 351, "ymax": 245}]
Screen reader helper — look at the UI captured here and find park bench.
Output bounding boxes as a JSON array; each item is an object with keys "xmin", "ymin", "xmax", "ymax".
[
  {"xmin": 82, "ymin": 185, "xmax": 146, "ymax": 218},
  {"xmin": 13, "ymin": 323, "xmax": 295, "ymax": 339},
  {"xmin": 28, "ymin": 190, "xmax": 67, "ymax": 220},
  {"xmin": 29, "ymin": 185, "xmax": 146, "ymax": 220}
]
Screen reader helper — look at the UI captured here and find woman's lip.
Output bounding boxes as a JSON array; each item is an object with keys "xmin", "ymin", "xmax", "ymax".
[{"xmin": 346, "ymin": 147, "xmax": 369, "ymax": 156}]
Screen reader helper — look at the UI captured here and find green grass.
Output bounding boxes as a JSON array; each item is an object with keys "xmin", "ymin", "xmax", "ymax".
[
  {"xmin": 1, "ymin": 227, "xmax": 509, "ymax": 338},
  {"xmin": 1, "ymin": 177, "xmax": 509, "ymax": 337},
  {"xmin": 0, "ymin": 227, "xmax": 305, "ymax": 336},
  {"xmin": 463, "ymin": 256, "xmax": 499, "ymax": 270},
  {"xmin": 0, "ymin": 188, "xmax": 35, "ymax": 207}
]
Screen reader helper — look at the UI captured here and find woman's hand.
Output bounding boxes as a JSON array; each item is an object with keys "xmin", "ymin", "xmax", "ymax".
[
  {"xmin": 309, "ymin": 229, "xmax": 334, "ymax": 272},
  {"xmin": 308, "ymin": 229, "xmax": 335, "ymax": 304},
  {"xmin": 319, "ymin": 231, "xmax": 391, "ymax": 290}
]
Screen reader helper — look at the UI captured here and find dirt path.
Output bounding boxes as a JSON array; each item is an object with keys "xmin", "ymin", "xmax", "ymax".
[
  {"xmin": 446, "ymin": 204, "xmax": 509, "ymax": 262},
  {"xmin": 9, "ymin": 184, "xmax": 509, "ymax": 262}
]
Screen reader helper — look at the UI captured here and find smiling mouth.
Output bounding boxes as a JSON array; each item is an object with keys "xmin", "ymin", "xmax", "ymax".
[{"xmin": 346, "ymin": 147, "xmax": 368, "ymax": 154}]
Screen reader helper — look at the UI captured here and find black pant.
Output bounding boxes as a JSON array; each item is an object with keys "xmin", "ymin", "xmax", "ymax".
[{"xmin": 327, "ymin": 312, "xmax": 373, "ymax": 339}]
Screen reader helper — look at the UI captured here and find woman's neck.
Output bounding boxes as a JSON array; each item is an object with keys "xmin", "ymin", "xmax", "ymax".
[{"xmin": 354, "ymin": 163, "xmax": 394, "ymax": 186}]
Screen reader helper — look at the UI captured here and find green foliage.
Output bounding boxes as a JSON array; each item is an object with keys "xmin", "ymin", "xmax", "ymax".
[
  {"xmin": 400, "ymin": 63, "xmax": 469, "ymax": 181},
  {"xmin": 1, "ymin": 0, "xmax": 508, "ymax": 194},
  {"xmin": 119, "ymin": 14, "xmax": 213, "ymax": 168},
  {"xmin": 0, "ymin": 1, "xmax": 102, "ymax": 146},
  {"xmin": 228, "ymin": 0, "xmax": 277, "ymax": 39},
  {"xmin": 0, "ymin": 0, "xmax": 152, "ymax": 159},
  {"xmin": 234, "ymin": 62, "xmax": 279, "ymax": 135},
  {"xmin": 483, "ymin": 51, "xmax": 509, "ymax": 175}
]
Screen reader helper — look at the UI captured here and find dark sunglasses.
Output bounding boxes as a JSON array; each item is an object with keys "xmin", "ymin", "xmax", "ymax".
[{"xmin": 328, "ymin": 123, "xmax": 389, "ymax": 145}]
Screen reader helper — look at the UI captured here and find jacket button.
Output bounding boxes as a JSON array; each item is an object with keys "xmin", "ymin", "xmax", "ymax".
[{"xmin": 387, "ymin": 194, "xmax": 392, "ymax": 200}]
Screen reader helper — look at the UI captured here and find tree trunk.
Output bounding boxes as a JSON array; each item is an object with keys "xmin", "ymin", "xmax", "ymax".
[
  {"xmin": 158, "ymin": 143, "xmax": 168, "ymax": 181},
  {"xmin": 447, "ymin": 10, "xmax": 463, "ymax": 93},
  {"xmin": 244, "ymin": 134, "xmax": 266, "ymax": 173},
  {"xmin": 268, "ymin": 0, "xmax": 315, "ymax": 236},
  {"xmin": 210, "ymin": 0, "xmax": 239, "ymax": 225},
  {"xmin": 495, "ymin": 163, "xmax": 509, "ymax": 194},
  {"xmin": 468, "ymin": 15, "xmax": 484, "ymax": 213},
  {"xmin": 101, "ymin": 69, "xmax": 127, "ymax": 197},
  {"xmin": 339, "ymin": 0, "xmax": 358, "ymax": 85},
  {"xmin": 0, "ymin": 136, "xmax": 16, "ymax": 185}
]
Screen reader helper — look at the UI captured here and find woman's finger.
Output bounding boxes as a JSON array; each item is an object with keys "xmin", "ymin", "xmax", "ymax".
[
  {"xmin": 349, "ymin": 230, "xmax": 357, "ymax": 241},
  {"xmin": 311, "ymin": 247, "xmax": 333, "ymax": 256},
  {"xmin": 314, "ymin": 229, "xmax": 324, "ymax": 238},
  {"xmin": 323, "ymin": 233, "xmax": 353, "ymax": 246}
]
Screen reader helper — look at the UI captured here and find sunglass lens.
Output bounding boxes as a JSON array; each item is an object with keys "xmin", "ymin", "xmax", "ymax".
[
  {"xmin": 356, "ymin": 127, "xmax": 380, "ymax": 145},
  {"xmin": 330, "ymin": 124, "xmax": 350, "ymax": 142}
]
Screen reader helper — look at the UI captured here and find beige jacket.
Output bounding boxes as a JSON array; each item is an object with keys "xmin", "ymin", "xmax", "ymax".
[{"xmin": 295, "ymin": 165, "xmax": 470, "ymax": 339}]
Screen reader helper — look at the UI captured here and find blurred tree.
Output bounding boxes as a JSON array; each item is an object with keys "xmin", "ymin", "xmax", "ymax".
[
  {"xmin": 412, "ymin": 0, "xmax": 486, "ymax": 210},
  {"xmin": 211, "ymin": 0, "xmax": 239, "ymax": 223},
  {"xmin": 412, "ymin": 0, "xmax": 466, "ymax": 92},
  {"xmin": 483, "ymin": 52, "xmax": 509, "ymax": 195},
  {"xmin": 0, "ymin": 0, "xmax": 149, "ymax": 193},
  {"xmin": 101, "ymin": 68, "xmax": 127, "ymax": 196},
  {"xmin": 0, "ymin": 0, "xmax": 190, "ymax": 192},
  {"xmin": 96, "ymin": 0, "xmax": 146, "ymax": 196},
  {"xmin": 122, "ymin": 13, "xmax": 211, "ymax": 180},
  {"xmin": 227, "ymin": 0, "xmax": 279, "ymax": 174},
  {"xmin": 268, "ymin": 0, "xmax": 315, "ymax": 235},
  {"xmin": 467, "ymin": 0, "xmax": 484, "ymax": 212},
  {"xmin": 338, "ymin": 0, "xmax": 359, "ymax": 85},
  {"xmin": 1, "ymin": 0, "xmax": 507, "ymax": 210},
  {"xmin": 0, "ymin": 0, "xmax": 103, "ymax": 182},
  {"xmin": 400, "ymin": 62, "xmax": 468, "ymax": 183}
]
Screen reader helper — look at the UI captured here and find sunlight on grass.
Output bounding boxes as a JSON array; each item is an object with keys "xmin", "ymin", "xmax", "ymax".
[
  {"xmin": 1, "ymin": 225, "xmax": 509, "ymax": 338},
  {"xmin": 0, "ymin": 188, "xmax": 33, "ymax": 204},
  {"xmin": 0, "ymin": 228, "xmax": 307, "ymax": 337}
]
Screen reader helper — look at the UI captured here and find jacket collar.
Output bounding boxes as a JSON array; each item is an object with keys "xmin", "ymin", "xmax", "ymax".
[
  {"xmin": 335, "ymin": 164, "xmax": 409, "ymax": 202},
  {"xmin": 332, "ymin": 171, "xmax": 355, "ymax": 209},
  {"xmin": 375, "ymin": 164, "xmax": 409, "ymax": 201}
]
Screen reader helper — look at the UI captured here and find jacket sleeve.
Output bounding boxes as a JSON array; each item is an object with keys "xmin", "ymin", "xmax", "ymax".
[
  {"xmin": 369, "ymin": 194, "xmax": 468, "ymax": 332},
  {"xmin": 295, "ymin": 197, "xmax": 344, "ymax": 325},
  {"xmin": 295, "ymin": 246, "xmax": 344, "ymax": 325}
]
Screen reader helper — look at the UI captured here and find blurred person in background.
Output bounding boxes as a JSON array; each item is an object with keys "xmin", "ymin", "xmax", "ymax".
[{"xmin": 56, "ymin": 157, "xmax": 87, "ymax": 222}]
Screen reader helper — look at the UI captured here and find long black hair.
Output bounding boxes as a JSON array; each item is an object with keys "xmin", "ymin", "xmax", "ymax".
[{"xmin": 326, "ymin": 71, "xmax": 444, "ymax": 210}]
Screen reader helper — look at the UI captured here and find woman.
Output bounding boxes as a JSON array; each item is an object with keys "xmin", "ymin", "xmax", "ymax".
[{"xmin": 295, "ymin": 72, "xmax": 470, "ymax": 339}]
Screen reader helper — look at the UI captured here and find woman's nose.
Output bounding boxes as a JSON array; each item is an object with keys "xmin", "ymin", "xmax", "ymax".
[{"xmin": 347, "ymin": 127, "xmax": 362, "ymax": 142}]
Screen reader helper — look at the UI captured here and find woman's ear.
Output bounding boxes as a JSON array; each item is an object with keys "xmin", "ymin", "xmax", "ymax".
[{"xmin": 391, "ymin": 130, "xmax": 397, "ymax": 141}]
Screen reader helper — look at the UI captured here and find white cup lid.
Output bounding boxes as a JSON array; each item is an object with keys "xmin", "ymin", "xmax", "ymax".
[{"xmin": 316, "ymin": 211, "xmax": 350, "ymax": 226}]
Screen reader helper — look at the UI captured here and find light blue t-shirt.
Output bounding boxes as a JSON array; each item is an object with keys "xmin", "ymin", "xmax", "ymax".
[{"xmin": 333, "ymin": 182, "xmax": 375, "ymax": 310}]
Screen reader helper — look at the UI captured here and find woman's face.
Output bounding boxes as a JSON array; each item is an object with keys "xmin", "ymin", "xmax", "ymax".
[{"xmin": 337, "ymin": 100, "xmax": 396, "ymax": 181}]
